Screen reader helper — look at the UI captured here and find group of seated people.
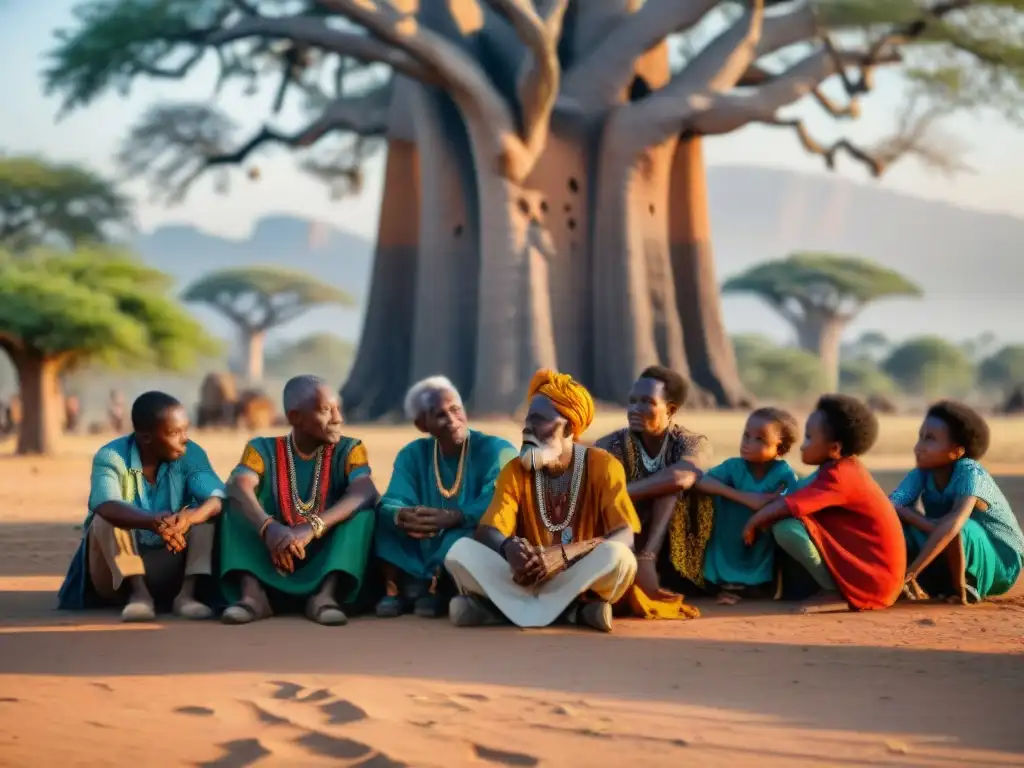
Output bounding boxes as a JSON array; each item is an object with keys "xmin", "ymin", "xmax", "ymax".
[{"xmin": 57, "ymin": 365, "xmax": 1024, "ymax": 633}]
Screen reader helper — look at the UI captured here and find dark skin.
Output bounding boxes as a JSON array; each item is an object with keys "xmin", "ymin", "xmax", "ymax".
[
  {"xmin": 695, "ymin": 415, "xmax": 788, "ymax": 512},
  {"xmin": 899, "ymin": 416, "xmax": 982, "ymax": 604},
  {"xmin": 229, "ymin": 385, "xmax": 378, "ymax": 575},
  {"xmin": 93, "ymin": 404, "xmax": 223, "ymax": 554},
  {"xmin": 616, "ymin": 377, "xmax": 696, "ymax": 598},
  {"xmin": 741, "ymin": 410, "xmax": 842, "ymax": 546},
  {"xmin": 477, "ymin": 394, "xmax": 633, "ymax": 587},
  {"xmin": 393, "ymin": 389, "xmax": 469, "ymax": 540},
  {"xmin": 93, "ymin": 404, "xmax": 223, "ymax": 606}
]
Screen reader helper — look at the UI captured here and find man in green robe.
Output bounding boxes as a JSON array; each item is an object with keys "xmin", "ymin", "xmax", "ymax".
[
  {"xmin": 375, "ymin": 376, "xmax": 517, "ymax": 618},
  {"xmin": 220, "ymin": 375, "xmax": 378, "ymax": 626}
]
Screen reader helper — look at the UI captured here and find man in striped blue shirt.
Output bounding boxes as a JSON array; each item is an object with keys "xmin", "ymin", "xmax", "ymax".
[{"xmin": 57, "ymin": 391, "xmax": 226, "ymax": 622}]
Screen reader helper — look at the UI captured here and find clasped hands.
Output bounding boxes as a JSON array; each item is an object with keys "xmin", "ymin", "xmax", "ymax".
[
  {"xmin": 505, "ymin": 537, "xmax": 564, "ymax": 587},
  {"xmin": 262, "ymin": 520, "xmax": 318, "ymax": 574},
  {"xmin": 151, "ymin": 507, "xmax": 203, "ymax": 554},
  {"xmin": 740, "ymin": 487, "xmax": 788, "ymax": 547},
  {"xmin": 394, "ymin": 506, "xmax": 463, "ymax": 539}
]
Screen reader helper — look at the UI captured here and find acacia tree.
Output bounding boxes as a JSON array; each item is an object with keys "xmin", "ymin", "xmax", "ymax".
[
  {"xmin": 183, "ymin": 266, "xmax": 354, "ymax": 382},
  {"xmin": 45, "ymin": 0, "xmax": 1020, "ymax": 415},
  {"xmin": 0, "ymin": 154, "xmax": 131, "ymax": 252},
  {"xmin": 882, "ymin": 335, "xmax": 976, "ymax": 397},
  {"xmin": 723, "ymin": 252, "xmax": 921, "ymax": 390},
  {"xmin": 0, "ymin": 248, "xmax": 218, "ymax": 455}
]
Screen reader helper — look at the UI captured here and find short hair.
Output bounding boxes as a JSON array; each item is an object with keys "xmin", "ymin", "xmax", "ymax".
[
  {"xmin": 815, "ymin": 394, "xmax": 879, "ymax": 457},
  {"xmin": 131, "ymin": 391, "xmax": 182, "ymax": 433},
  {"xmin": 282, "ymin": 375, "xmax": 326, "ymax": 412},
  {"xmin": 404, "ymin": 376, "xmax": 461, "ymax": 421},
  {"xmin": 749, "ymin": 406, "xmax": 799, "ymax": 456},
  {"xmin": 926, "ymin": 400, "xmax": 990, "ymax": 460},
  {"xmin": 638, "ymin": 366, "xmax": 689, "ymax": 407}
]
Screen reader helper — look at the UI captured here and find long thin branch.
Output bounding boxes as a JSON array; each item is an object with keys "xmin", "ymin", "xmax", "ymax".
[
  {"xmin": 562, "ymin": 0, "xmax": 721, "ymax": 109},
  {"xmin": 772, "ymin": 119, "xmax": 886, "ymax": 177}
]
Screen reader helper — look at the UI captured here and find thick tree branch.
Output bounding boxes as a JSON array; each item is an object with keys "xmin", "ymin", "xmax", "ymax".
[
  {"xmin": 208, "ymin": 14, "xmax": 438, "ymax": 84},
  {"xmin": 483, "ymin": 0, "xmax": 569, "ymax": 156},
  {"xmin": 315, "ymin": 0, "xmax": 537, "ymax": 179},
  {"xmin": 562, "ymin": 0, "xmax": 721, "ymax": 109},
  {"xmin": 615, "ymin": 0, "xmax": 765, "ymax": 146}
]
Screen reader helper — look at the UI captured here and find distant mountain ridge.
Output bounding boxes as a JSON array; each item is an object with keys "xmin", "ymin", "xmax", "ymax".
[{"xmin": 132, "ymin": 164, "xmax": 1024, "ymax": 349}]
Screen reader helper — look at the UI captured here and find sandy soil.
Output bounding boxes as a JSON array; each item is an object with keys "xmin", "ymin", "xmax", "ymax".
[{"xmin": 1, "ymin": 414, "xmax": 1023, "ymax": 767}]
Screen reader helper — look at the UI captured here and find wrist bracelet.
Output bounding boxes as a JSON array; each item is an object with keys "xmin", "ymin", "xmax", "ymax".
[
  {"xmin": 499, "ymin": 536, "xmax": 514, "ymax": 560},
  {"xmin": 637, "ymin": 551, "xmax": 656, "ymax": 561},
  {"xmin": 258, "ymin": 517, "xmax": 274, "ymax": 539},
  {"xmin": 309, "ymin": 514, "xmax": 326, "ymax": 539},
  {"xmin": 560, "ymin": 544, "xmax": 570, "ymax": 566}
]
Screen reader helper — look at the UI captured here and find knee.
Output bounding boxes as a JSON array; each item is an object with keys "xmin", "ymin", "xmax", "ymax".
[
  {"xmin": 771, "ymin": 518, "xmax": 805, "ymax": 547},
  {"xmin": 444, "ymin": 536, "xmax": 481, "ymax": 568},
  {"xmin": 595, "ymin": 540, "xmax": 637, "ymax": 578}
]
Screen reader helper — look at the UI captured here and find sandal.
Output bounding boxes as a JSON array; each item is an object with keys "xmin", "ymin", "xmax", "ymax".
[
  {"xmin": 222, "ymin": 599, "xmax": 269, "ymax": 625},
  {"xmin": 307, "ymin": 601, "xmax": 348, "ymax": 626},
  {"xmin": 375, "ymin": 594, "xmax": 407, "ymax": 619}
]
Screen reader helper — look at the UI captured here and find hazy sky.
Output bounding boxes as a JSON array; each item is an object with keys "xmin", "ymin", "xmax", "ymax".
[{"xmin": 4, "ymin": 0, "xmax": 1024, "ymax": 346}]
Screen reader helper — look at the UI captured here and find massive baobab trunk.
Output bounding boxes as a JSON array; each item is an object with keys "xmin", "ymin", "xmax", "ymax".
[{"xmin": 669, "ymin": 136, "xmax": 749, "ymax": 407}]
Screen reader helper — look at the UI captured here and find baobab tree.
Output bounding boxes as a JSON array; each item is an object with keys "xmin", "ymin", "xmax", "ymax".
[
  {"xmin": 183, "ymin": 267, "xmax": 354, "ymax": 383},
  {"xmin": 45, "ymin": 0, "xmax": 1018, "ymax": 416},
  {"xmin": 723, "ymin": 252, "xmax": 921, "ymax": 390}
]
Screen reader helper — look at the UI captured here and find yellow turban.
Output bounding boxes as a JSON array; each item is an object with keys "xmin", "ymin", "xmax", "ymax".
[{"xmin": 526, "ymin": 368, "xmax": 595, "ymax": 438}]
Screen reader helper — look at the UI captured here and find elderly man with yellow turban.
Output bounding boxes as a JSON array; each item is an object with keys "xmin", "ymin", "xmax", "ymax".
[{"xmin": 443, "ymin": 369, "xmax": 640, "ymax": 632}]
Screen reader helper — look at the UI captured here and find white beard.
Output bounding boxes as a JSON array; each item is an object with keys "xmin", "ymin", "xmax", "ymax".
[{"xmin": 519, "ymin": 442, "xmax": 563, "ymax": 471}]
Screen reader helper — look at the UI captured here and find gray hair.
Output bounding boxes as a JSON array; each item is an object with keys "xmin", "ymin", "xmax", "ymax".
[
  {"xmin": 404, "ymin": 375, "xmax": 461, "ymax": 421},
  {"xmin": 282, "ymin": 375, "xmax": 327, "ymax": 412}
]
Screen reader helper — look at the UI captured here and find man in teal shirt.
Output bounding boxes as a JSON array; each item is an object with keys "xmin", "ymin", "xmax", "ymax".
[
  {"xmin": 375, "ymin": 376, "xmax": 517, "ymax": 618},
  {"xmin": 57, "ymin": 391, "xmax": 226, "ymax": 621}
]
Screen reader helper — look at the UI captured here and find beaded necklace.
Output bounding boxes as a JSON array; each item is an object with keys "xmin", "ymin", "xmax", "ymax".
[
  {"xmin": 274, "ymin": 435, "xmax": 334, "ymax": 527},
  {"xmin": 629, "ymin": 428, "xmax": 670, "ymax": 474},
  {"xmin": 533, "ymin": 444, "xmax": 586, "ymax": 545}
]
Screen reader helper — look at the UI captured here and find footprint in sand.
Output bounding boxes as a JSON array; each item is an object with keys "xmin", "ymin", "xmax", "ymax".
[
  {"xmin": 472, "ymin": 744, "xmax": 540, "ymax": 767},
  {"xmin": 197, "ymin": 738, "xmax": 271, "ymax": 768},
  {"xmin": 90, "ymin": 682, "xmax": 113, "ymax": 692},
  {"xmin": 0, "ymin": 697, "xmax": 19, "ymax": 703},
  {"xmin": 227, "ymin": 681, "xmax": 406, "ymax": 767},
  {"xmin": 175, "ymin": 706, "xmax": 215, "ymax": 717}
]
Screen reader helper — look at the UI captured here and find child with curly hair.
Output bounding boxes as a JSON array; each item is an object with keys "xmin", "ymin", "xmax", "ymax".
[
  {"xmin": 891, "ymin": 400, "xmax": 1023, "ymax": 604},
  {"xmin": 698, "ymin": 408, "xmax": 800, "ymax": 603},
  {"xmin": 740, "ymin": 395, "xmax": 905, "ymax": 612}
]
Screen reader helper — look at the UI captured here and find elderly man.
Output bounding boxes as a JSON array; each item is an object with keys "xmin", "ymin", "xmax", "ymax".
[
  {"xmin": 595, "ymin": 366, "xmax": 708, "ymax": 618},
  {"xmin": 375, "ymin": 376, "xmax": 517, "ymax": 618},
  {"xmin": 219, "ymin": 375, "xmax": 377, "ymax": 626},
  {"xmin": 444, "ymin": 369, "xmax": 639, "ymax": 632},
  {"xmin": 57, "ymin": 391, "xmax": 225, "ymax": 622}
]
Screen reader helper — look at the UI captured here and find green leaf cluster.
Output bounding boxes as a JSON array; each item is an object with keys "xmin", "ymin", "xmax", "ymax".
[
  {"xmin": 732, "ymin": 334, "xmax": 828, "ymax": 402},
  {"xmin": 0, "ymin": 246, "xmax": 220, "ymax": 370},
  {"xmin": 881, "ymin": 335, "xmax": 976, "ymax": 397},
  {"xmin": 723, "ymin": 252, "xmax": 922, "ymax": 310}
]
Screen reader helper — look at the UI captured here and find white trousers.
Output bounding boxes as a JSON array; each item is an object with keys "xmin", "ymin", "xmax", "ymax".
[{"xmin": 444, "ymin": 538, "xmax": 637, "ymax": 628}]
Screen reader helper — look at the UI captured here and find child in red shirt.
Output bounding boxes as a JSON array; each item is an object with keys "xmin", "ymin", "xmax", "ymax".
[{"xmin": 742, "ymin": 395, "xmax": 905, "ymax": 612}]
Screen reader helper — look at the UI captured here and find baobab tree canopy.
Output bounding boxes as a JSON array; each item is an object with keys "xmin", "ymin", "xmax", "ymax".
[
  {"xmin": 182, "ymin": 266, "xmax": 354, "ymax": 382},
  {"xmin": 0, "ymin": 247, "xmax": 218, "ymax": 455},
  {"xmin": 0, "ymin": 155, "xmax": 132, "ymax": 252},
  {"xmin": 44, "ymin": 0, "xmax": 1024, "ymax": 416},
  {"xmin": 723, "ymin": 252, "xmax": 921, "ymax": 389}
]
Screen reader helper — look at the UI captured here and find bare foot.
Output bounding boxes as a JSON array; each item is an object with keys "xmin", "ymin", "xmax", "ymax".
[
  {"xmin": 716, "ymin": 591, "xmax": 742, "ymax": 606},
  {"xmin": 793, "ymin": 594, "xmax": 849, "ymax": 615},
  {"xmin": 902, "ymin": 578, "xmax": 929, "ymax": 601}
]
